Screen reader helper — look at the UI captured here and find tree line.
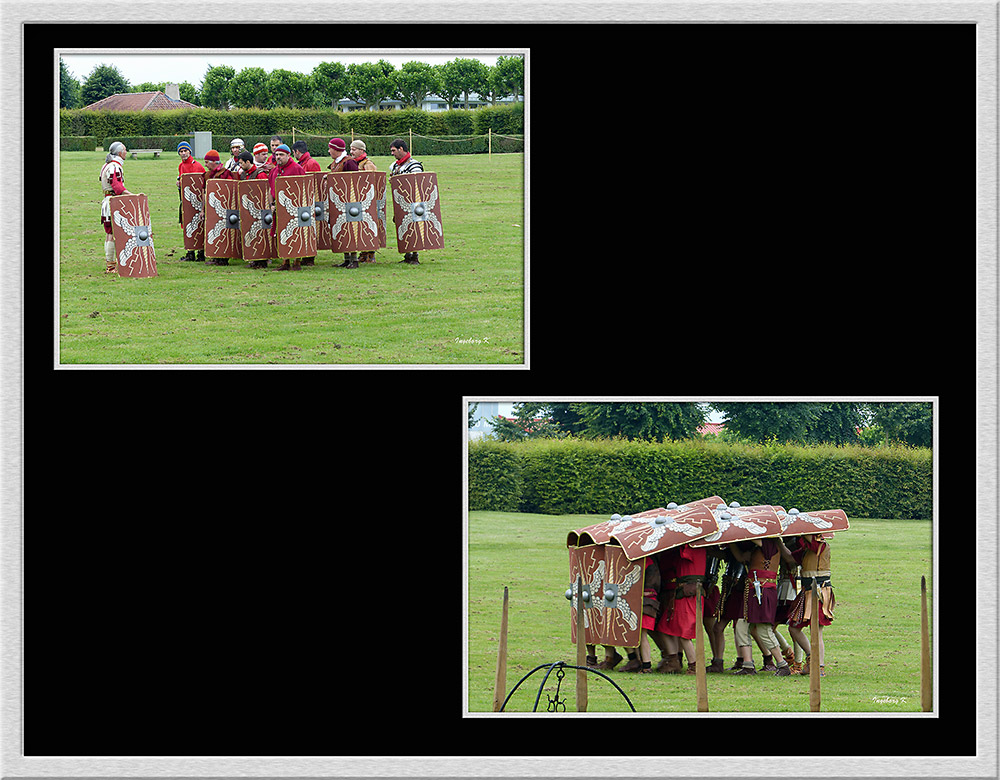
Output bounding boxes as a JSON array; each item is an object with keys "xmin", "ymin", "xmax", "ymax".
[
  {"xmin": 60, "ymin": 57, "xmax": 524, "ymax": 112},
  {"xmin": 470, "ymin": 402, "xmax": 933, "ymax": 448}
]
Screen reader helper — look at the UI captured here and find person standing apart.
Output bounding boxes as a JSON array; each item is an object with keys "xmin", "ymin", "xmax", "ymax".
[
  {"xmin": 99, "ymin": 142, "xmax": 132, "ymax": 274},
  {"xmin": 388, "ymin": 138, "xmax": 424, "ymax": 265},
  {"xmin": 176, "ymin": 141, "xmax": 206, "ymax": 261}
]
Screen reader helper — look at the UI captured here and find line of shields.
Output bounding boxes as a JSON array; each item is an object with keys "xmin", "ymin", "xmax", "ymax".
[
  {"xmin": 549, "ymin": 498, "xmax": 852, "ymax": 712},
  {"xmin": 178, "ymin": 170, "xmax": 444, "ymax": 266}
]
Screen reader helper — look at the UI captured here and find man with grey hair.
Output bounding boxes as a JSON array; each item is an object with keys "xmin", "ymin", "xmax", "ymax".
[{"xmin": 99, "ymin": 142, "xmax": 133, "ymax": 273}]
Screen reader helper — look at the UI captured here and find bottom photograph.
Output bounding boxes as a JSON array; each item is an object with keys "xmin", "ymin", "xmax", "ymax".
[{"xmin": 465, "ymin": 400, "xmax": 934, "ymax": 714}]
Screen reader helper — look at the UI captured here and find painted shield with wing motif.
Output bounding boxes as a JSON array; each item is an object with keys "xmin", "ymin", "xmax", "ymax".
[
  {"xmin": 204, "ymin": 179, "xmax": 242, "ymax": 259},
  {"xmin": 274, "ymin": 175, "xmax": 318, "ymax": 259},
  {"xmin": 179, "ymin": 173, "xmax": 205, "ymax": 251},
  {"xmin": 568, "ymin": 544, "xmax": 608, "ymax": 647},
  {"xmin": 390, "ymin": 171, "xmax": 444, "ymax": 253},
  {"xmin": 237, "ymin": 179, "xmax": 277, "ymax": 261},
  {"xmin": 328, "ymin": 170, "xmax": 383, "ymax": 253},
  {"xmin": 109, "ymin": 193, "xmax": 157, "ymax": 278}
]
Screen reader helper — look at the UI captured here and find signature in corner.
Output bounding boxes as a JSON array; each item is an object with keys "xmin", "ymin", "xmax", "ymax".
[
  {"xmin": 872, "ymin": 695, "xmax": 909, "ymax": 705},
  {"xmin": 455, "ymin": 337, "xmax": 490, "ymax": 344}
]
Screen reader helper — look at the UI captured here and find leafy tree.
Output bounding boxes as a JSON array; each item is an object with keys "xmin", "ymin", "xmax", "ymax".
[
  {"xmin": 487, "ymin": 403, "xmax": 564, "ymax": 442},
  {"xmin": 229, "ymin": 67, "xmax": 269, "ymax": 108},
  {"xmin": 131, "ymin": 81, "xmax": 166, "ymax": 93},
  {"xmin": 397, "ymin": 61, "xmax": 439, "ymax": 108},
  {"xmin": 808, "ymin": 402, "xmax": 864, "ymax": 445},
  {"xmin": 493, "ymin": 55, "xmax": 524, "ymax": 102},
  {"xmin": 200, "ymin": 64, "xmax": 236, "ymax": 110},
  {"xmin": 433, "ymin": 63, "xmax": 464, "ymax": 109},
  {"xmin": 59, "ymin": 58, "xmax": 81, "ymax": 109},
  {"xmin": 178, "ymin": 81, "xmax": 200, "ymax": 105},
  {"xmin": 868, "ymin": 402, "xmax": 933, "ymax": 447},
  {"xmin": 346, "ymin": 60, "xmax": 398, "ymax": 110},
  {"xmin": 312, "ymin": 61, "xmax": 348, "ymax": 109},
  {"xmin": 80, "ymin": 63, "xmax": 130, "ymax": 106},
  {"xmin": 439, "ymin": 58, "xmax": 489, "ymax": 108},
  {"xmin": 571, "ymin": 402, "xmax": 706, "ymax": 442},
  {"xmin": 711, "ymin": 402, "xmax": 823, "ymax": 444}
]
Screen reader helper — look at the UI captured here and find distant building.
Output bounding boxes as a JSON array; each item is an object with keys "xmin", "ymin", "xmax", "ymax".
[
  {"xmin": 338, "ymin": 93, "xmax": 524, "ymax": 112},
  {"xmin": 697, "ymin": 422, "xmax": 726, "ymax": 436},
  {"xmin": 468, "ymin": 402, "xmax": 500, "ymax": 441},
  {"xmin": 82, "ymin": 84, "xmax": 197, "ymax": 111}
]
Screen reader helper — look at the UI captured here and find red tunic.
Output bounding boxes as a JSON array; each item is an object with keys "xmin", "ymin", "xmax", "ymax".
[
  {"xmin": 268, "ymin": 159, "xmax": 306, "ymax": 199},
  {"xmin": 656, "ymin": 544, "xmax": 706, "ymax": 639},
  {"xmin": 178, "ymin": 157, "xmax": 205, "ymax": 177},
  {"xmin": 297, "ymin": 152, "xmax": 322, "ymax": 173}
]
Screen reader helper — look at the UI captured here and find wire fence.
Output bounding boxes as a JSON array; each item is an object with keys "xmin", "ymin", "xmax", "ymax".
[{"xmin": 293, "ymin": 127, "xmax": 524, "ymax": 157}]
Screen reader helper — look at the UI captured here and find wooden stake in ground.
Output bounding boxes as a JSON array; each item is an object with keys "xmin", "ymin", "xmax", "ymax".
[
  {"xmin": 576, "ymin": 575, "xmax": 588, "ymax": 712},
  {"xmin": 492, "ymin": 586, "xmax": 509, "ymax": 712},
  {"xmin": 809, "ymin": 579, "xmax": 821, "ymax": 712},
  {"xmin": 921, "ymin": 575, "xmax": 932, "ymax": 712},
  {"xmin": 695, "ymin": 583, "xmax": 709, "ymax": 712}
]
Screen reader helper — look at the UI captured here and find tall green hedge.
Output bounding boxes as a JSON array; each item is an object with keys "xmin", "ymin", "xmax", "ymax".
[{"xmin": 468, "ymin": 438, "xmax": 932, "ymax": 519}]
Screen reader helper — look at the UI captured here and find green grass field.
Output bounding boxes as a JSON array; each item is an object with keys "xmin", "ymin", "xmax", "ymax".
[
  {"xmin": 58, "ymin": 151, "xmax": 524, "ymax": 364},
  {"xmin": 467, "ymin": 511, "xmax": 934, "ymax": 713}
]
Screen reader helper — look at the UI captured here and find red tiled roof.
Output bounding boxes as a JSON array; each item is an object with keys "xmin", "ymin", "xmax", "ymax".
[
  {"xmin": 697, "ymin": 422, "xmax": 726, "ymax": 435},
  {"xmin": 82, "ymin": 91, "xmax": 199, "ymax": 111}
]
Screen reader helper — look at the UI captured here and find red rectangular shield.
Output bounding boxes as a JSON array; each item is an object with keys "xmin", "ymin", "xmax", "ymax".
[
  {"xmin": 274, "ymin": 175, "xmax": 318, "ymax": 259},
  {"xmin": 375, "ymin": 172, "xmax": 387, "ymax": 249},
  {"xmin": 204, "ymin": 179, "xmax": 242, "ymax": 259},
  {"xmin": 109, "ymin": 193, "xmax": 157, "ymax": 278},
  {"xmin": 313, "ymin": 172, "xmax": 333, "ymax": 251},
  {"xmin": 237, "ymin": 179, "xmax": 277, "ymax": 261},
  {"xmin": 612, "ymin": 504, "xmax": 720, "ymax": 560},
  {"xmin": 328, "ymin": 170, "xmax": 383, "ymax": 253},
  {"xmin": 601, "ymin": 545, "xmax": 643, "ymax": 648},
  {"xmin": 690, "ymin": 504, "xmax": 783, "ymax": 547},
  {"xmin": 390, "ymin": 171, "xmax": 444, "ymax": 253},
  {"xmin": 569, "ymin": 545, "xmax": 608, "ymax": 646},
  {"xmin": 179, "ymin": 172, "xmax": 205, "ymax": 252},
  {"xmin": 775, "ymin": 507, "xmax": 850, "ymax": 537}
]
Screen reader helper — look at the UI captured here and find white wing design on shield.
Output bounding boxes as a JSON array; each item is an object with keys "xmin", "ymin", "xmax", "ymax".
[
  {"xmin": 277, "ymin": 189, "xmax": 302, "ymax": 246},
  {"xmin": 328, "ymin": 188, "xmax": 347, "ymax": 239},
  {"xmin": 393, "ymin": 187, "xmax": 413, "ymax": 239},
  {"xmin": 113, "ymin": 209, "xmax": 136, "ymax": 266},
  {"xmin": 357, "ymin": 184, "xmax": 378, "ymax": 237},
  {"xmin": 207, "ymin": 191, "xmax": 229, "ymax": 244},
  {"xmin": 242, "ymin": 193, "xmax": 266, "ymax": 245},
  {"xmin": 184, "ymin": 186, "xmax": 204, "ymax": 238}
]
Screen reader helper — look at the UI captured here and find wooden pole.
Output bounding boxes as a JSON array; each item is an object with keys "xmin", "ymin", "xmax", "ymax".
[
  {"xmin": 575, "ymin": 574, "xmax": 588, "ymax": 712},
  {"xmin": 921, "ymin": 575, "xmax": 932, "ymax": 711},
  {"xmin": 809, "ymin": 580, "xmax": 821, "ymax": 712},
  {"xmin": 492, "ymin": 586, "xmax": 509, "ymax": 711},
  {"xmin": 695, "ymin": 583, "xmax": 709, "ymax": 712}
]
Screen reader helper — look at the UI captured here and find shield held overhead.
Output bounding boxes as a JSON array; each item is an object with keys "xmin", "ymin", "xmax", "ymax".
[
  {"xmin": 109, "ymin": 193, "xmax": 157, "ymax": 278},
  {"xmin": 328, "ymin": 170, "xmax": 383, "ymax": 253},
  {"xmin": 391, "ymin": 171, "xmax": 444, "ymax": 253},
  {"xmin": 204, "ymin": 179, "xmax": 242, "ymax": 259},
  {"xmin": 179, "ymin": 172, "xmax": 205, "ymax": 251},
  {"xmin": 238, "ymin": 179, "xmax": 277, "ymax": 261},
  {"xmin": 274, "ymin": 174, "xmax": 318, "ymax": 259}
]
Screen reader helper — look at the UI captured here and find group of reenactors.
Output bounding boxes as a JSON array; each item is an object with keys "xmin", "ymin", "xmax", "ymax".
[
  {"xmin": 98, "ymin": 134, "xmax": 443, "ymax": 277},
  {"xmin": 572, "ymin": 503, "xmax": 839, "ymax": 680}
]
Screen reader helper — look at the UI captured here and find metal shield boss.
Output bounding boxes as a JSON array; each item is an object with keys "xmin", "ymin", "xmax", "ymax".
[
  {"xmin": 312, "ymin": 172, "xmax": 333, "ymax": 251},
  {"xmin": 237, "ymin": 179, "xmax": 277, "ymax": 261},
  {"xmin": 109, "ymin": 193, "xmax": 157, "ymax": 278},
  {"xmin": 204, "ymin": 179, "xmax": 242, "ymax": 259},
  {"xmin": 327, "ymin": 170, "xmax": 383, "ymax": 253},
  {"xmin": 274, "ymin": 174, "xmax": 318, "ymax": 259},
  {"xmin": 391, "ymin": 171, "xmax": 444, "ymax": 253},
  {"xmin": 179, "ymin": 172, "xmax": 205, "ymax": 252}
]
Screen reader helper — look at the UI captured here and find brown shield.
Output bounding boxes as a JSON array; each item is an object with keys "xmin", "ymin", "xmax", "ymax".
[
  {"xmin": 601, "ymin": 545, "xmax": 643, "ymax": 648},
  {"xmin": 179, "ymin": 173, "xmax": 205, "ymax": 251},
  {"xmin": 689, "ymin": 504, "xmax": 783, "ymax": 548},
  {"xmin": 569, "ymin": 545, "xmax": 608, "ymax": 647},
  {"xmin": 237, "ymin": 179, "xmax": 277, "ymax": 261},
  {"xmin": 109, "ymin": 193, "xmax": 157, "ymax": 278},
  {"xmin": 274, "ymin": 175, "xmax": 318, "ymax": 259},
  {"xmin": 390, "ymin": 171, "xmax": 443, "ymax": 253},
  {"xmin": 328, "ymin": 170, "xmax": 383, "ymax": 253},
  {"xmin": 375, "ymin": 172, "xmax": 387, "ymax": 248},
  {"xmin": 775, "ymin": 507, "xmax": 850, "ymax": 537},
  {"xmin": 611, "ymin": 504, "xmax": 720, "ymax": 560},
  {"xmin": 204, "ymin": 179, "xmax": 242, "ymax": 259},
  {"xmin": 313, "ymin": 172, "xmax": 333, "ymax": 250}
]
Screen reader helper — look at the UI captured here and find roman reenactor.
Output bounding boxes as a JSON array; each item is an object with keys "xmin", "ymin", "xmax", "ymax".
[
  {"xmin": 350, "ymin": 140, "xmax": 379, "ymax": 264},
  {"xmin": 203, "ymin": 150, "xmax": 226, "ymax": 181},
  {"xmin": 653, "ymin": 543, "xmax": 706, "ymax": 674},
  {"xmin": 388, "ymin": 138, "xmax": 425, "ymax": 265},
  {"xmin": 328, "ymin": 138, "xmax": 361, "ymax": 268},
  {"xmin": 225, "ymin": 138, "xmax": 245, "ymax": 177},
  {"xmin": 99, "ymin": 142, "xmax": 133, "ymax": 273},
  {"xmin": 292, "ymin": 140, "xmax": 322, "ymax": 173},
  {"xmin": 236, "ymin": 151, "xmax": 268, "ymax": 181},
  {"xmin": 786, "ymin": 533, "xmax": 835, "ymax": 677},
  {"xmin": 176, "ymin": 142, "xmax": 206, "ymax": 261},
  {"xmin": 267, "ymin": 144, "xmax": 307, "ymax": 271},
  {"xmin": 775, "ymin": 536, "xmax": 804, "ymax": 672},
  {"xmin": 728, "ymin": 537, "xmax": 792, "ymax": 675}
]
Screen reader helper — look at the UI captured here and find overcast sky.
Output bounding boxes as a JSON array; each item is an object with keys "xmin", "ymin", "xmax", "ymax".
[{"xmin": 59, "ymin": 50, "xmax": 518, "ymax": 88}]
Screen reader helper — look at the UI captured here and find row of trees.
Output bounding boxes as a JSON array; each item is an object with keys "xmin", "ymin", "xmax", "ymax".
[
  {"xmin": 60, "ymin": 57, "xmax": 524, "ymax": 112},
  {"xmin": 470, "ymin": 402, "xmax": 933, "ymax": 448}
]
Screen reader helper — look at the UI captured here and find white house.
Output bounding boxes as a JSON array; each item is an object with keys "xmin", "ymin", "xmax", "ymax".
[{"xmin": 338, "ymin": 93, "xmax": 524, "ymax": 112}]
